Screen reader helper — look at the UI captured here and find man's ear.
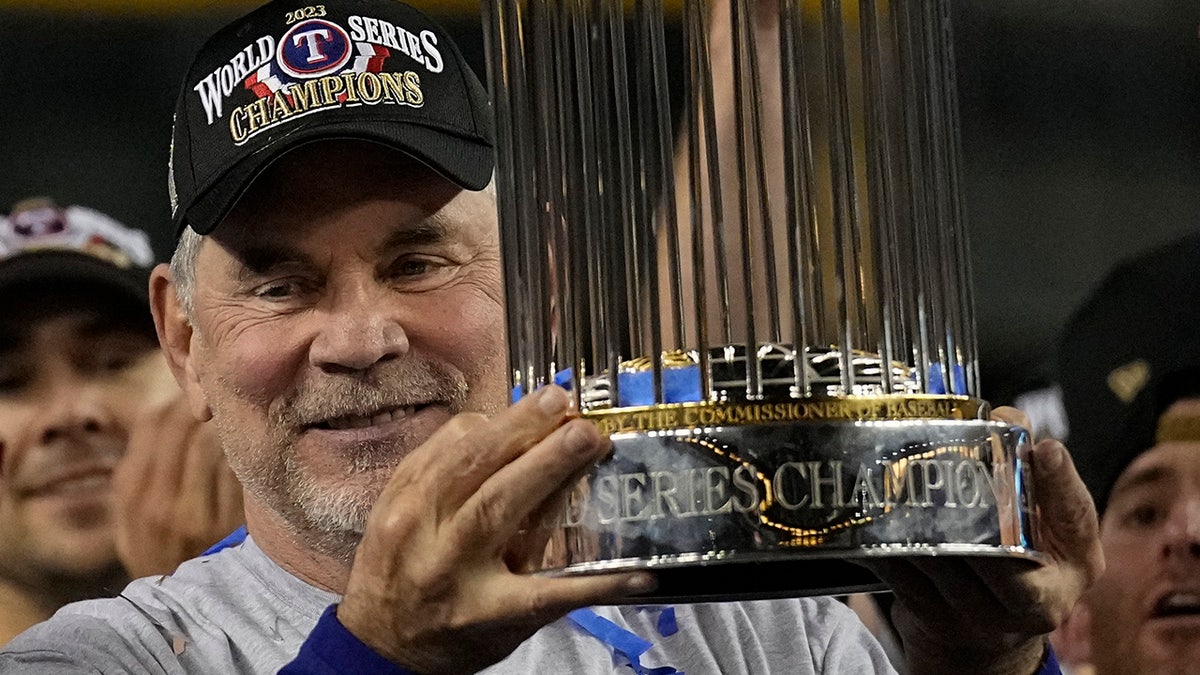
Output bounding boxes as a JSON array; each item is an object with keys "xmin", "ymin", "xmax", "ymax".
[
  {"xmin": 149, "ymin": 262, "xmax": 212, "ymax": 422},
  {"xmin": 1051, "ymin": 598, "xmax": 1093, "ymax": 668}
]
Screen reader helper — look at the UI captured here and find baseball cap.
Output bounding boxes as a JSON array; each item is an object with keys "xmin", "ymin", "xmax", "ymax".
[
  {"xmin": 1057, "ymin": 230, "xmax": 1200, "ymax": 512},
  {"xmin": 168, "ymin": 0, "xmax": 494, "ymax": 236},
  {"xmin": 0, "ymin": 198, "xmax": 155, "ymax": 307}
]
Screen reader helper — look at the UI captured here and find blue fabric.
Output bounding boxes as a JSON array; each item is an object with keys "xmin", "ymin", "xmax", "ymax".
[
  {"xmin": 1036, "ymin": 644, "xmax": 1062, "ymax": 675},
  {"xmin": 202, "ymin": 525, "xmax": 247, "ymax": 556},
  {"xmin": 616, "ymin": 366, "xmax": 702, "ymax": 407},
  {"xmin": 510, "ymin": 368, "xmax": 574, "ymax": 403},
  {"xmin": 654, "ymin": 608, "xmax": 678, "ymax": 638},
  {"xmin": 555, "ymin": 367, "xmax": 575, "ymax": 388},
  {"xmin": 633, "ymin": 607, "xmax": 678, "ymax": 638},
  {"xmin": 927, "ymin": 363, "xmax": 967, "ymax": 395},
  {"xmin": 567, "ymin": 609, "xmax": 682, "ymax": 675},
  {"xmin": 279, "ymin": 604, "xmax": 417, "ymax": 675},
  {"xmin": 512, "ymin": 366, "xmax": 703, "ymax": 407}
]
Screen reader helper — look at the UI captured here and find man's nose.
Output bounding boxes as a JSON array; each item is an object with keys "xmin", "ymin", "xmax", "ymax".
[
  {"xmin": 309, "ymin": 281, "xmax": 410, "ymax": 373},
  {"xmin": 1163, "ymin": 496, "xmax": 1200, "ymax": 563},
  {"xmin": 36, "ymin": 377, "xmax": 116, "ymax": 447}
]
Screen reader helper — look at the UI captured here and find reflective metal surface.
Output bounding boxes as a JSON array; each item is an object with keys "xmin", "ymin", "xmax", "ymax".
[
  {"xmin": 484, "ymin": 0, "xmax": 1037, "ymax": 600},
  {"xmin": 530, "ymin": 408, "xmax": 1039, "ymax": 601}
]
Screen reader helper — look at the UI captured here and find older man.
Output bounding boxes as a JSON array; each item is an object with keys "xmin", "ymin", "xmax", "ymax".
[
  {"xmin": 0, "ymin": 0, "xmax": 1100, "ymax": 673},
  {"xmin": 0, "ymin": 199, "xmax": 242, "ymax": 643}
]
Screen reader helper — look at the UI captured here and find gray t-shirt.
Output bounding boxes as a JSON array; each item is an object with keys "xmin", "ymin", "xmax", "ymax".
[{"xmin": 0, "ymin": 537, "xmax": 896, "ymax": 674}]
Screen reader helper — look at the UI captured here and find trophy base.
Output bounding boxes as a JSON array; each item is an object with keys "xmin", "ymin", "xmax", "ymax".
[
  {"xmin": 546, "ymin": 545, "xmax": 1045, "ymax": 603},
  {"xmin": 532, "ymin": 397, "xmax": 1042, "ymax": 602}
]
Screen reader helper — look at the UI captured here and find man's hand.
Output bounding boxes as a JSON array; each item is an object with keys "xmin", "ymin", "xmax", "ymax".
[
  {"xmin": 112, "ymin": 392, "xmax": 245, "ymax": 579},
  {"xmin": 338, "ymin": 386, "xmax": 655, "ymax": 675},
  {"xmin": 863, "ymin": 407, "xmax": 1105, "ymax": 675}
]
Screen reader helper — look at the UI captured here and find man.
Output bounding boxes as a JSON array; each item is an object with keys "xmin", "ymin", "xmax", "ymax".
[
  {"xmin": 0, "ymin": 1, "xmax": 1101, "ymax": 672},
  {"xmin": 1053, "ymin": 232, "xmax": 1200, "ymax": 675},
  {"xmin": 0, "ymin": 199, "xmax": 242, "ymax": 643}
]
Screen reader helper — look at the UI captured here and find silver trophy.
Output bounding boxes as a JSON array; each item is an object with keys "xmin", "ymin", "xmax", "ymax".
[{"xmin": 484, "ymin": 0, "xmax": 1040, "ymax": 601}]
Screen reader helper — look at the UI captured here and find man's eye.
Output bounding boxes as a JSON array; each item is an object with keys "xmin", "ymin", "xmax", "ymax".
[
  {"xmin": 100, "ymin": 355, "xmax": 136, "ymax": 373},
  {"xmin": 400, "ymin": 260, "xmax": 429, "ymax": 276},
  {"xmin": 255, "ymin": 280, "xmax": 305, "ymax": 299},
  {"xmin": 1124, "ymin": 503, "xmax": 1165, "ymax": 528},
  {"xmin": 0, "ymin": 371, "xmax": 29, "ymax": 394},
  {"xmin": 389, "ymin": 256, "xmax": 455, "ymax": 288},
  {"xmin": 395, "ymin": 258, "xmax": 438, "ymax": 276},
  {"xmin": 79, "ymin": 346, "xmax": 145, "ymax": 376}
]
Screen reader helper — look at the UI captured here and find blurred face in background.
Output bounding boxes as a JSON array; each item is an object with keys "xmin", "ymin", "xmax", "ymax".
[
  {"xmin": 1085, "ymin": 399, "xmax": 1200, "ymax": 675},
  {"xmin": 0, "ymin": 286, "xmax": 172, "ymax": 598}
]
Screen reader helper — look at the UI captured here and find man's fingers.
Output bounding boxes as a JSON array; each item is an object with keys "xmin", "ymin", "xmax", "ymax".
[
  {"xmin": 114, "ymin": 399, "xmax": 187, "ymax": 522},
  {"xmin": 859, "ymin": 558, "xmax": 946, "ymax": 618},
  {"xmin": 965, "ymin": 558, "xmax": 1061, "ymax": 634},
  {"xmin": 863, "ymin": 556, "xmax": 1058, "ymax": 637},
  {"xmin": 178, "ymin": 423, "xmax": 226, "ymax": 524},
  {"xmin": 453, "ymin": 418, "xmax": 608, "ymax": 548},
  {"xmin": 495, "ymin": 572, "xmax": 656, "ymax": 626},
  {"xmin": 424, "ymin": 386, "xmax": 577, "ymax": 512},
  {"xmin": 145, "ymin": 397, "xmax": 205, "ymax": 501},
  {"xmin": 114, "ymin": 401, "xmax": 176, "ymax": 491},
  {"xmin": 503, "ymin": 450, "xmax": 603, "ymax": 573},
  {"xmin": 111, "ymin": 432, "xmax": 153, "ymax": 502},
  {"xmin": 1030, "ymin": 439, "xmax": 1104, "ymax": 582},
  {"xmin": 991, "ymin": 405, "xmax": 1032, "ymax": 433}
]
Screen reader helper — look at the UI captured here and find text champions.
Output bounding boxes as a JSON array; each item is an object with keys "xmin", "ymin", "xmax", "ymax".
[
  {"xmin": 553, "ymin": 455, "xmax": 1010, "ymax": 528},
  {"xmin": 192, "ymin": 11, "xmax": 439, "ymax": 134},
  {"xmin": 228, "ymin": 70, "xmax": 423, "ymax": 143}
]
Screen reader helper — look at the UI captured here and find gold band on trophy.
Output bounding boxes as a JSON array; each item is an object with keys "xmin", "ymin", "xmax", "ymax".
[{"xmin": 586, "ymin": 395, "xmax": 987, "ymax": 436}]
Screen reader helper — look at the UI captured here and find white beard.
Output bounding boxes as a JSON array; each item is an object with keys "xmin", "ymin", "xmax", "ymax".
[{"xmin": 202, "ymin": 350, "xmax": 472, "ymax": 562}]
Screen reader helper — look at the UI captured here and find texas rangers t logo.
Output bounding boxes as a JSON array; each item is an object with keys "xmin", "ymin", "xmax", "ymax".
[{"xmin": 278, "ymin": 19, "xmax": 352, "ymax": 78}]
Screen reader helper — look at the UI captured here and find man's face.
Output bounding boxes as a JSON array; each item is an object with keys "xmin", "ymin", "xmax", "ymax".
[
  {"xmin": 183, "ymin": 141, "xmax": 508, "ymax": 558},
  {"xmin": 1086, "ymin": 400, "xmax": 1200, "ymax": 675},
  {"xmin": 0, "ymin": 290, "xmax": 163, "ymax": 591}
]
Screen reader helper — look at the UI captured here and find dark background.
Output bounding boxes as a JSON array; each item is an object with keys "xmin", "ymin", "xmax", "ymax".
[{"xmin": 2, "ymin": 1, "xmax": 1197, "ymax": 404}]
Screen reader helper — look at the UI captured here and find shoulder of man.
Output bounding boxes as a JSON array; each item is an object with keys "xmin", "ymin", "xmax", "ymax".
[
  {"xmin": 0, "ymin": 541, "xmax": 332, "ymax": 674},
  {"xmin": 0, "ymin": 597, "xmax": 177, "ymax": 674}
]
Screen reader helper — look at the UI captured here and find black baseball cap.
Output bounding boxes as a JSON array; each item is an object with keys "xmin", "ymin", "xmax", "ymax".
[
  {"xmin": 1057, "ymin": 230, "xmax": 1200, "ymax": 512},
  {"xmin": 169, "ymin": 0, "xmax": 494, "ymax": 236},
  {"xmin": 0, "ymin": 198, "xmax": 155, "ymax": 308}
]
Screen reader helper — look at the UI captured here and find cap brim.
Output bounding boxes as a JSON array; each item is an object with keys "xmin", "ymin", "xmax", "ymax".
[
  {"xmin": 1057, "ymin": 231, "xmax": 1200, "ymax": 512},
  {"xmin": 0, "ymin": 250, "xmax": 150, "ymax": 305},
  {"xmin": 178, "ymin": 120, "xmax": 493, "ymax": 236}
]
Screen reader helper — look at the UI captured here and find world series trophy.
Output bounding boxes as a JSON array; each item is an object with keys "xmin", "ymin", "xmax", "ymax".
[{"xmin": 483, "ymin": 0, "xmax": 1040, "ymax": 601}]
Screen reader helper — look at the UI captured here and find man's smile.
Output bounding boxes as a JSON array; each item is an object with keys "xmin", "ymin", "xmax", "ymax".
[
  {"xmin": 312, "ymin": 405, "xmax": 423, "ymax": 431},
  {"xmin": 299, "ymin": 403, "xmax": 452, "ymax": 446},
  {"xmin": 1149, "ymin": 589, "xmax": 1200, "ymax": 623}
]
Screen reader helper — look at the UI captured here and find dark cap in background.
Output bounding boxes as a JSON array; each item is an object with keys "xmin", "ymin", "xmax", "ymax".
[
  {"xmin": 169, "ymin": 0, "xmax": 494, "ymax": 236},
  {"xmin": 0, "ymin": 198, "xmax": 155, "ymax": 310},
  {"xmin": 1057, "ymin": 230, "xmax": 1200, "ymax": 513}
]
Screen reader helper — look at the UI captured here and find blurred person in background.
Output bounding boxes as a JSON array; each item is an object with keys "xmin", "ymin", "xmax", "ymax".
[
  {"xmin": 0, "ymin": 198, "xmax": 243, "ymax": 643},
  {"xmin": 1053, "ymin": 231, "xmax": 1200, "ymax": 675}
]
